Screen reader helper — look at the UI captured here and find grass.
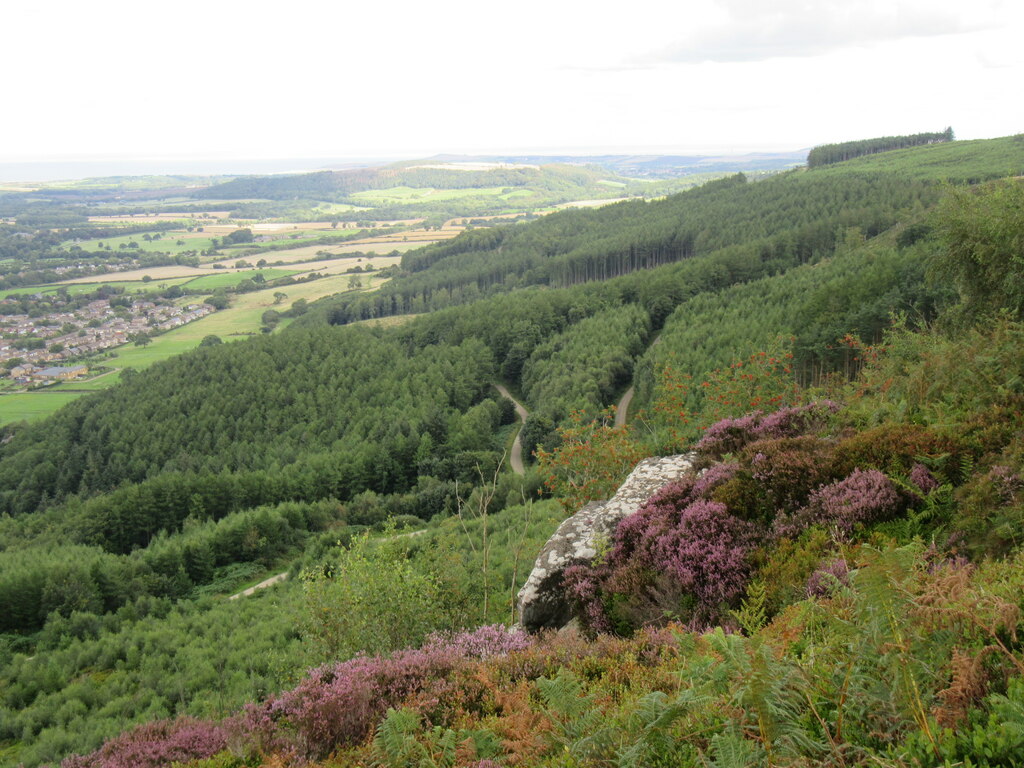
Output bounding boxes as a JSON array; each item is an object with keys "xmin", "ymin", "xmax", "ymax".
[
  {"xmin": 56, "ymin": 265, "xmax": 209, "ymax": 283},
  {"xmin": 180, "ymin": 268, "xmax": 299, "ymax": 291},
  {"xmin": 50, "ymin": 371, "xmax": 122, "ymax": 390},
  {"xmin": 62, "ymin": 232, "xmax": 219, "ymax": 255},
  {"xmin": 812, "ymin": 135, "xmax": 1024, "ymax": 181},
  {"xmin": 349, "ymin": 186, "xmax": 515, "ymax": 204},
  {"xmin": 208, "ymin": 233, "xmax": 456, "ymax": 267},
  {"xmin": 0, "ymin": 391, "xmax": 83, "ymax": 424},
  {"xmin": 0, "ymin": 277, "xmax": 196, "ymax": 300}
]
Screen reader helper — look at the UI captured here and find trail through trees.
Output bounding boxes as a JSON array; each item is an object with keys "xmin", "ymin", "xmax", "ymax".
[{"xmin": 493, "ymin": 383, "xmax": 528, "ymax": 475}]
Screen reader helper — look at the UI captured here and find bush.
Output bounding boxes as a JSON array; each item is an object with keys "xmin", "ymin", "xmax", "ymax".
[
  {"xmin": 774, "ymin": 468, "xmax": 906, "ymax": 539},
  {"xmin": 695, "ymin": 401, "xmax": 839, "ymax": 458},
  {"xmin": 834, "ymin": 423, "xmax": 962, "ymax": 478},
  {"xmin": 564, "ymin": 480, "xmax": 759, "ymax": 634},
  {"xmin": 61, "ymin": 717, "xmax": 229, "ymax": 768},
  {"xmin": 243, "ymin": 626, "xmax": 529, "ymax": 761}
]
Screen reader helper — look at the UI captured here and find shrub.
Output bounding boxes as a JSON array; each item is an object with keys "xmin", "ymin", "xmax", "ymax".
[
  {"xmin": 774, "ymin": 468, "xmax": 905, "ymax": 539},
  {"xmin": 909, "ymin": 462, "xmax": 940, "ymax": 494},
  {"xmin": 61, "ymin": 717, "xmax": 229, "ymax": 768},
  {"xmin": 695, "ymin": 401, "xmax": 839, "ymax": 458},
  {"xmin": 834, "ymin": 423, "xmax": 961, "ymax": 478},
  {"xmin": 565, "ymin": 481, "xmax": 759, "ymax": 633},
  {"xmin": 806, "ymin": 558, "xmax": 851, "ymax": 598},
  {"xmin": 744, "ymin": 435, "xmax": 839, "ymax": 510},
  {"xmin": 536, "ymin": 408, "xmax": 646, "ymax": 513},
  {"xmin": 243, "ymin": 625, "xmax": 529, "ymax": 761}
]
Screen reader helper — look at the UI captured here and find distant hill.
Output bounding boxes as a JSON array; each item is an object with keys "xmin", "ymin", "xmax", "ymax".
[{"xmin": 421, "ymin": 150, "xmax": 809, "ymax": 178}]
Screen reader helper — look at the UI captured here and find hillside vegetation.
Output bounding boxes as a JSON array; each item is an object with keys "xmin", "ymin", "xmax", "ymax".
[{"xmin": 1, "ymin": 135, "xmax": 1024, "ymax": 767}]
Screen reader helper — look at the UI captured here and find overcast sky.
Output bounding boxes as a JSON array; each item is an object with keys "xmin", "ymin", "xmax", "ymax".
[{"xmin": 1, "ymin": 0, "xmax": 1020, "ymax": 165}]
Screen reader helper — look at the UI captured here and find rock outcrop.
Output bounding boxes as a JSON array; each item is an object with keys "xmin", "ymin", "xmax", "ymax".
[{"xmin": 517, "ymin": 453, "xmax": 696, "ymax": 631}]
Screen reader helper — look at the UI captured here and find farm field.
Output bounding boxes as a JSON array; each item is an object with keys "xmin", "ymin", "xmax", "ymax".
[
  {"xmin": 279, "ymin": 253, "xmax": 403, "ymax": 275},
  {"xmin": 63, "ymin": 231, "xmax": 219, "ymax": 254},
  {"xmin": 180, "ymin": 268, "xmax": 299, "ymax": 291},
  {"xmin": 87, "ymin": 211, "xmax": 233, "ymax": 224},
  {"xmin": 65, "ymin": 224, "xmax": 361, "ymax": 255},
  {"xmin": 0, "ymin": 276, "xmax": 198, "ymax": 299},
  {"xmin": 0, "ymin": 391, "xmax": 82, "ymax": 423},
  {"xmin": 57, "ymin": 265, "xmax": 210, "ymax": 283},
  {"xmin": 207, "ymin": 228, "xmax": 459, "ymax": 267},
  {"xmin": 348, "ymin": 186, "xmax": 527, "ymax": 204},
  {"xmin": 0, "ymin": 271, "xmax": 392, "ymax": 425}
]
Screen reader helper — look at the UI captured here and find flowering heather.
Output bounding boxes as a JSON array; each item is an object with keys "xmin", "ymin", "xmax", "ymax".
[
  {"xmin": 756, "ymin": 400, "xmax": 840, "ymax": 438},
  {"xmin": 568, "ymin": 481, "xmax": 758, "ymax": 632},
  {"xmin": 422, "ymin": 624, "xmax": 532, "ymax": 659},
  {"xmin": 909, "ymin": 462, "xmax": 939, "ymax": 494},
  {"xmin": 61, "ymin": 717, "xmax": 229, "ymax": 768},
  {"xmin": 694, "ymin": 411, "xmax": 762, "ymax": 456},
  {"xmin": 988, "ymin": 465, "xmax": 1023, "ymax": 504},
  {"xmin": 691, "ymin": 462, "xmax": 740, "ymax": 498},
  {"xmin": 747, "ymin": 436, "xmax": 838, "ymax": 508},
  {"xmin": 244, "ymin": 625, "xmax": 529, "ymax": 761},
  {"xmin": 695, "ymin": 401, "xmax": 840, "ymax": 456},
  {"xmin": 651, "ymin": 499, "xmax": 757, "ymax": 615},
  {"xmin": 563, "ymin": 563, "xmax": 614, "ymax": 634},
  {"xmin": 776, "ymin": 469, "xmax": 903, "ymax": 539},
  {"xmin": 806, "ymin": 558, "xmax": 851, "ymax": 598}
]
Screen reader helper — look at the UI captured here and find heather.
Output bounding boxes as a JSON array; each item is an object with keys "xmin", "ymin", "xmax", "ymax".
[
  {"xmin": 4, "ymin": 143, "xmax": 1024, "ymax": 768},
  {"xmin": 242, "ymin": 626, "xmax": 532, "ymax": 762},
  {"xmin": 54, "ymin": 546, "xmax": 1024, "ymax": 768}
]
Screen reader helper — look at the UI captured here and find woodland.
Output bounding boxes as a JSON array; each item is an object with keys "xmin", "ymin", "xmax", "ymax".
[{"xmin": 0, "ymin": 133, "xmax": 1024, "ymax": 767}]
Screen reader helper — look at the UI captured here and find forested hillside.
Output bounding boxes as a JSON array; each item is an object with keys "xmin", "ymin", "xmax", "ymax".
[
  {"xmin": 2, "ymin": 135, "xmax": 1024, "ymax": 768},
  {"xmin": 807, "ymin": 128, "xmax": 954, "ymax": 167},
  {"xmin": 307, "ymin": 135, "xmax": 1022, "ymax": 327}
]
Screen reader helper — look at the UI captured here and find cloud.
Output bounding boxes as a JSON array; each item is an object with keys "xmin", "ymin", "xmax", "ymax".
[{"xmin": 649, "ymin": 0, "xmax": 994, "ymax": 64}]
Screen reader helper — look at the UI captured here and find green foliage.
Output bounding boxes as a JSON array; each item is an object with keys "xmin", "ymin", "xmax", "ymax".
[
  {"xmin": 373, "ymin": 707, "xmax": 502, "ymax": 768},
  {"xmin": 930, "ymin": 179, "xmax": 1024, "ymax": 323},
  {"xmin": 807, "ymin": 128, "xmax": 954, "ymax": 168},
  {"xmin": 4, "ymin": 133, "xmax": 1024, "ymax": 768},
  {"xmin": 301, "ymin": 532, "xmax": 450, "ymax": 662}
]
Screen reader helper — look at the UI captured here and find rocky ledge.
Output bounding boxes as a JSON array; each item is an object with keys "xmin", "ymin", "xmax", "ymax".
[{"xmin": 517, "ymin": 453, "xmax": 696, "ymax": 631}]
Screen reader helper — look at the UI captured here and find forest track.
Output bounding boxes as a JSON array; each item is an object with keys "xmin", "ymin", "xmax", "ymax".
[
  {"xmin": 494, "ymin": 383, "xmax": 528, "ymax": 476},
  {"xmin": 227, "ymin": 530, "xmax": 427, "ymax": 599},
  {"xmin": 614, "ymin": 387, "xmax": 635, "ymax": 427},
  {"xmin": 614, "ymin": 334, "xmax": 661, "ymax": 427}
]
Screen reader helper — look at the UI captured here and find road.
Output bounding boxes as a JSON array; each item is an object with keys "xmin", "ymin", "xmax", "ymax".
[{"xmin": 494, "ymin": 383, "xmax": 528, "ymax": 476}]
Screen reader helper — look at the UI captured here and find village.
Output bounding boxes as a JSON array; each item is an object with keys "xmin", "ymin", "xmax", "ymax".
[{"xmin": 0, "ymin": 297, "xmax": 214, "ymax": 384}]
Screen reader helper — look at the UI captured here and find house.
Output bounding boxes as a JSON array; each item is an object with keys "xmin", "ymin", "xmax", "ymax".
[
  {"xmin": 9, "ymin": 364, "xmax": 37, "ymax": 378},
  {"xmin": 32, "ymin": 365, "xmax": 88, "ymax": 382}
]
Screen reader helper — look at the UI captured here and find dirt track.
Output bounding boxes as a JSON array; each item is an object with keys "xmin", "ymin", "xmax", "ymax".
[{"xmin": 494, "ymin": 384, "xmax": 528, "ymax": 475}]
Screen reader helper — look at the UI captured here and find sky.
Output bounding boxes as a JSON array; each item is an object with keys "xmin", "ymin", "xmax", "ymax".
[{"xmin": 1, "ymin": 0, "xmax": 1021, "ymax": 170}]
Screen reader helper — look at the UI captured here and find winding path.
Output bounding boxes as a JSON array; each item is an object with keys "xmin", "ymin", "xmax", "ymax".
[
  {"xmin": 228, "ymin": 571, "xmax": 289, "ymax": 600},
  {"xmin": 614, "ymin": 386, "xmax": 635, "ymax": 427},
  {"xmin": 614, "ymin": 334, "xmax": 661, "ymax": 428},
  {"xmin": 227, "ymin": 530, "xmax": 427, "ymax": 600},
  {"xmin": 493, "ymin": 384, "xmax": 529, "ymax": 476}
]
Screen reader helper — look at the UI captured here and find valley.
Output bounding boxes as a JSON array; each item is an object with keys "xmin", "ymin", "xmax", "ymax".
[{"xmin": 1, "ymin": 133, "xmax": 1024, "ymax": 768}]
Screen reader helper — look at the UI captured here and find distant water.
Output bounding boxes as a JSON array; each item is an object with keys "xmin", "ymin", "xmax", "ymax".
[{"xmin": 0, "ymin": 157, "xmax": 395, "ymax": 183}]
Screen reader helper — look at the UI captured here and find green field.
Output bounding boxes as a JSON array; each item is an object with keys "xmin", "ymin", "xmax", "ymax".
[
  {"xmin": 50, "ymin": 371, "xmax": 122, "ymax": 390},
  {"xmin": 0, "ymin": 392, "xmax": 84, "ymax": 423},
  {"xmin": 0, "ymin": 276, "xmax": 197, "ymax": 300},
  {"xmin": 348, "ymin": 186, "xmax": 529, "ymax": 205},
  {"xmin": 63, "ymin": 232, "xmax": 219, "ymax": 254},
  {"xmin": 180, "ymin": 268, "xmax": 299, "ymax": 291}
]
